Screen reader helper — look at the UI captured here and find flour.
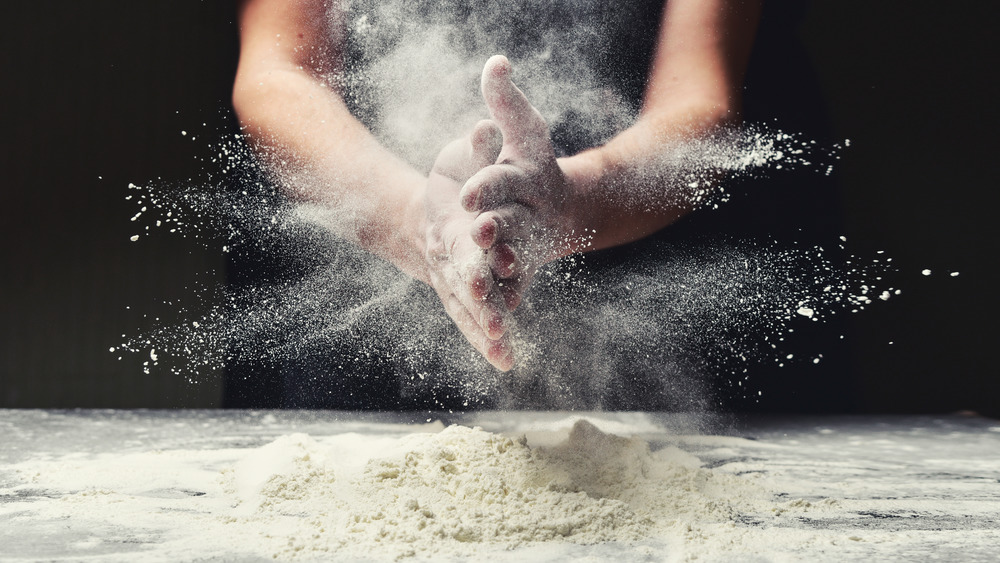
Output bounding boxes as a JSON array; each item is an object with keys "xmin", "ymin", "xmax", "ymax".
[
  {"xmin": 220, "ymin": 419, "xmax": 779, "ymax": 560},
  {"xmin": 116, "ymin": 0, "xmax": 880, "ymax": 410},
  {"xmin": 6, "ymin": 412, "xmax": 999, "ymax": 562}
]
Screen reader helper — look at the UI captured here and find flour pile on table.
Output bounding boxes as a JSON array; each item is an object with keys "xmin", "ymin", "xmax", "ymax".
[
  {"xmin": 5, "ymin": 411, "xmax": 999, "ymax": 562},
  {"xmin": 221, "ymin": 419, "xmax": 777, "ymax": 560},
  {"xmin": 16, "ymin": 413, "xmax": 992, "ymax": 562}
]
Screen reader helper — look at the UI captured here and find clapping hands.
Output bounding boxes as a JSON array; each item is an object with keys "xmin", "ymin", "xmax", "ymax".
[{"xmin": 424, "ymin": 55, "xmax": 586, "ymax": 370}]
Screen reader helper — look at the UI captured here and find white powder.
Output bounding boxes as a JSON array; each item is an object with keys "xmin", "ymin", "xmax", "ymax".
[
  {"xmin": 220, "ymin": 420, "xmax": 778, "ymax": 560},
  {"xmin": 5, "ymin": 414, "xmax": 999, "ymax": 562}
]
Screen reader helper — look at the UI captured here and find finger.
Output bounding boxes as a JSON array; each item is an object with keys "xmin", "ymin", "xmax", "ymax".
[
  {"xmin": 442, "ymin": 292, "xmax": 514, "ymax": 371},
  {"xmin": 496, "ymin": 274, "xmax": 531, "ymax": 311},
  {"xmin": 461, "ymin": 255, "xmax": 517, "ymax": 335},
  {"xmin": 470, "ymin": 212, "xmax": 501, "ymax": 249},
  {"xmin": 431, "ymin": 120, "xmax": 501, "ymax": 182},
  {"xmin": 431, "ymin": 137, "xmax": 474, "ymax": 180},
  {"xmin": 470, "ymin": 205, "xmax": 526, "ymax": 249},
  {"xmin": 480, "ymin": 55, "xmax": 550, "ymax": 157},
  {"xmin": 469, "ymin": 119, "xmax": 503, "ymax": 169},
  {"xmin": 500, "ymin": 285, "xmax": 521, "ymax": 311},
  {"xmin": 488, "ymin": 336, "xmax": 515, "ymax": 372},
  {"xmin": 450, "ymin": 254, "xmax": 510, "ymax": 341},
  {"xmin": 464, "ymin": 257, "xmax": 494, "ymax": 302},
  {"xmin": 450, "ymin": 296, "xmax": 512, "ymax": 370},
  {"xmin": 459, "ymin": 163, "xmax": 524, "ymax": 212},
  {"xmin": 489, "ymin": 242, "xmax": 519, "ymax": 280},
  {"xmin": 479, "ymin": 294, "xmax": 511, "ymax": 341}
]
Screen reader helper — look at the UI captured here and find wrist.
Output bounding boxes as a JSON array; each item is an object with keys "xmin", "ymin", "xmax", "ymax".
[
  {"xmin": 353, "ymin": 172, "xmax": 430, "ymax": 284},
  {"xmin": 555, "ymin": 150, "xmax": 607, "ymax": 258},
  {"xmin": 404, "ymin": 185, "xmax": 430, "ymax": 283},
  {"xmin": 640, "ymin": 96, "xmax": 740, "ymax": 137},
  {"xmin": 391, "ymin": 176, "xmax": 432, "ymax": 284}
]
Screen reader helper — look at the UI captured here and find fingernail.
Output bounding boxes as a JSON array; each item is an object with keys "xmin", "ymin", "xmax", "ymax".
[
  {"xmin": 476, "ymin": 219, "xmax": 496, "ymax": 247},
  {"xmin": 505, "ymin": 292, "xmax": 522, "ymax": 311},
  {"xmin": 491, "ymin": 341, "xmax": 512, "ymax": 368},
  {"xmin": 480, "ymin": 308, "xmax": 493, "ymax": 334},
  {"xmin": 502, "ymin": 350, "xmax": 515, "ymax": 371},
  {"xmin": 490, "ymin": 313, "xmax": 505, "ymax": 337},
  {"xmin": 497, "ymin": 244, "xmax": 516, "ymax": 276},
  {"xmin": 462, "ymin": 189, "xmax": 479, "ymax": 211}
]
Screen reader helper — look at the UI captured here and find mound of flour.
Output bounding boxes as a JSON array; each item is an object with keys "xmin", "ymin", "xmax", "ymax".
[{"xmin": 222, "ymin": 419, "xmax": 772, "ymax": 560}]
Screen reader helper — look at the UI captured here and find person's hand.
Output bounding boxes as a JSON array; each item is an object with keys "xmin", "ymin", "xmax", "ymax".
[
  {"xmin": 425, "ymin": 119, "xmax": 516, "ymax": 371},
  {"xmin": 460, "ymin": 55, "xmax": 587, "ymax": 311}
]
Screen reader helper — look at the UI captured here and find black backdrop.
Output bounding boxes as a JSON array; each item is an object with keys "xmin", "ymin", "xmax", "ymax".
[{"xmin": 2, "ymin": 1, "xmax": 997, "ymax": 415}]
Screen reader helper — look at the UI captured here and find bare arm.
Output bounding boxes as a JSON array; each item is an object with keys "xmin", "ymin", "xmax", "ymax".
[
  {"xmin": 461, "ymin": 0, "xmax": 762, "ymax": 285},
  {"xmin": 232, "ymin": 0, "xmax": 429, "ymax": 282},
  {"xmin": 562, "ymin": 0, "xmax": 762, "ymax": 251},
  {"xmin": 233, "ymin": 0, "xmax": 515, "ymax": 369}
]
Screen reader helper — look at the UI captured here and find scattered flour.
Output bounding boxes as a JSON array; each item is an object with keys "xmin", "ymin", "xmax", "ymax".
[
  {"xmin": 6, "ymin": 413, "xmax": 998, "ymax": 562},
  {"xmin": 116, "ymin": 2, "xmax": 875, "ymax": 409}
]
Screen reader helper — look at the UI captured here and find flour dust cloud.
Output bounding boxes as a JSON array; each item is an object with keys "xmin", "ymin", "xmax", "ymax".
[{"xmin": 118, "ymin": 0, "xmax": 904, "ymax": 409}]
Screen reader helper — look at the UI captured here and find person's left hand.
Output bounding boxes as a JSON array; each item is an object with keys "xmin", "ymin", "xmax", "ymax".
[
  {"xmin": 424, "ymin": 119, "xmax": 516, "ymax": 371},
  {"xmin": 459, "ymin": 55, "xmax": 587, "ymax": 312}
]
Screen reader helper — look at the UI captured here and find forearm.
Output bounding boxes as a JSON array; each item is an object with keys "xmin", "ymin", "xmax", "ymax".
[
  {"xmin": 557, "ymin": 116, "xmax": 706, "ymax": 251},
  {"xmin": 643, "ymin": 0, "xmax": 760, "ymax": 117},
  {"xmin": 233, "ymin": 0, "xmax": 429, "ymax": 282},
  {"xmin": 558, "ymin": 0, "xmax": 761, "ymax": 254},
  {"xmin": 559, "ymin": 107, "xmax": 728, "ymax": 251}
]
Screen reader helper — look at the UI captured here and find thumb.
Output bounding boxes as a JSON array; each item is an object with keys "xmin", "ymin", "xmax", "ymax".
[{"xmin": 480, "ymin": 55, "xmax": 550, "ymax": 157}]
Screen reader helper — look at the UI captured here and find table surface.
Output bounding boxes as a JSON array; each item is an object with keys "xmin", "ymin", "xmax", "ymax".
[{"xmin": 2, "ymin": 410, "xmax": 999, "ymax": 562}]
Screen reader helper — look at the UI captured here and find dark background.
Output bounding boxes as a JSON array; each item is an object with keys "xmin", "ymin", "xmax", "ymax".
[{"xmin": 2, "ymin": 2, "xmax": 997, "ymax": 415}]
